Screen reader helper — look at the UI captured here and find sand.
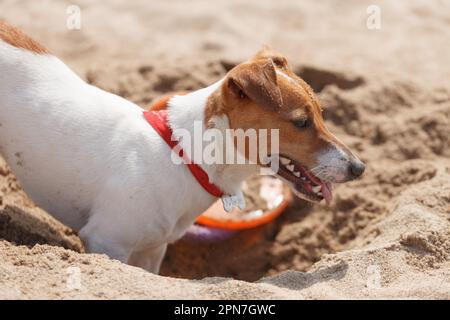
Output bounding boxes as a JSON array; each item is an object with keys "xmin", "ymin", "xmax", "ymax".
[{"xmin": 0, "ymin": 0, "xmax": 449, "ymax": 299}]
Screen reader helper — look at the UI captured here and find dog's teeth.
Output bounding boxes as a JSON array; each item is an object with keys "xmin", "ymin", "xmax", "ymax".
[
  {"xmin": 312, "ymin": 186, "xmax": 321, "ymax": 193},
  {"xmin": 301, "ymin": 177, "xmax": 306, "ymax": 181},
  {"xmin": 317, "ymin": 192, "xmax": 322, "ymax": 196},
  {"xmin": 293, "ymin": 171, "xmax": 300, "ymax": 177},
  {"xmin": 280, "ymin": 158, "xmax": 291, "ymax": 165},
  {"xmin": 286, "ymin": 164, "xmax": 295, "ymax": 172}
]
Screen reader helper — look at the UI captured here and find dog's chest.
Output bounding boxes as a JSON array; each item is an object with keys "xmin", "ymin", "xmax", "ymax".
[{"xmin": 168, "ymin": 192, "xmax": 215, "ymax": 243}]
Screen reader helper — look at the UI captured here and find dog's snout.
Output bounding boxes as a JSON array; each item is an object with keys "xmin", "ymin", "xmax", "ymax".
[{"xmin": 349, "ymin": 159, "xmax": 365, "ymax": 178}]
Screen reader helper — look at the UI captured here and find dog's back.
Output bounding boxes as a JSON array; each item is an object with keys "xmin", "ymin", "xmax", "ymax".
[{"xmin": 0, "ymin": 21, "xmax": 154, "ymax": 230}]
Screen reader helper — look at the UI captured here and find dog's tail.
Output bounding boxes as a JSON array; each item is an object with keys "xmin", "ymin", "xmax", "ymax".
[{"xmin": 0, "ymin": 20, "xmax": 48, "ymax": 55}]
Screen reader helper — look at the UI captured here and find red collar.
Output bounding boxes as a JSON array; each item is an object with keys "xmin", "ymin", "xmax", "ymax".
[{"xmin": 143, "ymin": 100, "xmax": 224, "ymax": 198}]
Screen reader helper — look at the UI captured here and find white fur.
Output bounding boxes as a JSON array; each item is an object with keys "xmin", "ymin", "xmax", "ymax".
[
  {"xmin": 0, "ymin": 40, "xmax": 256, "ymax": 273},
  {"xmin": 169, "ymin": 89, "xmax": 259, "ymax": 197},
  {"xmin": 315, "ymin": 146, "xmax": 350, "ymax": 183}
]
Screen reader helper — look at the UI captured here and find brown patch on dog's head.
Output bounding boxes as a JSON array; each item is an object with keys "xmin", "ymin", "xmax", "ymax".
[
  {"xmin": 253, "ymin": 44, "xmax": 290, "ymax": 70},
  {"xmin": 0, "ymin": 21, "xmax": 48, "ymax": 54},
  {"xmin": 207, "ymin": 45, "xmax": 364, "ymax": 189},
  {"xmin": 211, "ymin": 48, "xmax": 329, "ymax": 168}
]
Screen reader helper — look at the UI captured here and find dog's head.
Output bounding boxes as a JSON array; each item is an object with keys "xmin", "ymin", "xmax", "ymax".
[{"xmin": 213, "ymin": 46, "xmax": 365, "ymax": 205}]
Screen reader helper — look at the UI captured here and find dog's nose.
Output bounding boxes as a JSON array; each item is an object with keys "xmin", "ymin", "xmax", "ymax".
[{"xmin": 349, "ymin": 159, "xmax": 365, "ymax": 178}]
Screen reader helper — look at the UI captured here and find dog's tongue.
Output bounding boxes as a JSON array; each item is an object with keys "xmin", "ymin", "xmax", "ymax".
[{"xmin": 320, "ymin": 182, "xmax": 333, "ymax": 206}]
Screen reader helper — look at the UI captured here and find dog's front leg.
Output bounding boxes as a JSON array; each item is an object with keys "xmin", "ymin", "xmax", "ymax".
[
  {"xmin": 78, "ymin": 220, "xmax": 133, "ymax": 264},
  {"xmin": 128, "ymin": 244, "xmax": 168, "ymax": 274}
]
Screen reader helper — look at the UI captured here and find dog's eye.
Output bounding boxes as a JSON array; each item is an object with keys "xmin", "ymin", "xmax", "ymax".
[{"xmin": 292, "ymin": 118, "xmax": 311, "ymax": 129}]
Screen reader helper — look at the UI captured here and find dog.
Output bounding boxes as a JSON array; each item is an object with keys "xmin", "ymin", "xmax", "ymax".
[{"xmin": 0, "ymin": 22, "xmax": 364, "ymax": 273}]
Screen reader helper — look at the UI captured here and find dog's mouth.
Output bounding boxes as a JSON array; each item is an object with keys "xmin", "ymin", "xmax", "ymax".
[{"xmin": 272, "ymin": 155, "xmax": 333, "ymax": 205}]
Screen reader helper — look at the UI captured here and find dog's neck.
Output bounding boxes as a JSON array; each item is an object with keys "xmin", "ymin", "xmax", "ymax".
[{"xmin": 167, "ymin": 79, "xmax": 259, "ymax": 197}]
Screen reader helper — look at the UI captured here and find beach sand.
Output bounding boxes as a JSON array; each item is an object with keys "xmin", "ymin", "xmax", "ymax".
[{"xmin": 0, "ymin": 0, "xmax": 449, "ymax": 299}]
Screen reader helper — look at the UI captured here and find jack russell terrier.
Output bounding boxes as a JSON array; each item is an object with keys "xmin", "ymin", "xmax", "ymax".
[{"xmin": 0, "ymin": 22, "xmax": 364, "ymax": 273}]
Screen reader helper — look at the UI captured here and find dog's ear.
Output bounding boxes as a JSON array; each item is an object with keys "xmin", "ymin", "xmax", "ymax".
[
  {"xmin": 253, "ymin": 45, "xmax": 289, "ymax": 69},
  {"xmin": 253, "ymin": 44, "xmax": 274, "ymax": 59},
  {"xmin": 227, "ymin": 59, "xmax": 283, "ymax": 110}
]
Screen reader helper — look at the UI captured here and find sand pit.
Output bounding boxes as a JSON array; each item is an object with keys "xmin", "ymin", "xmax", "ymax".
[{"xmin": 0, "ymin": 0, "xmax": 449, "ymax": 299}]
